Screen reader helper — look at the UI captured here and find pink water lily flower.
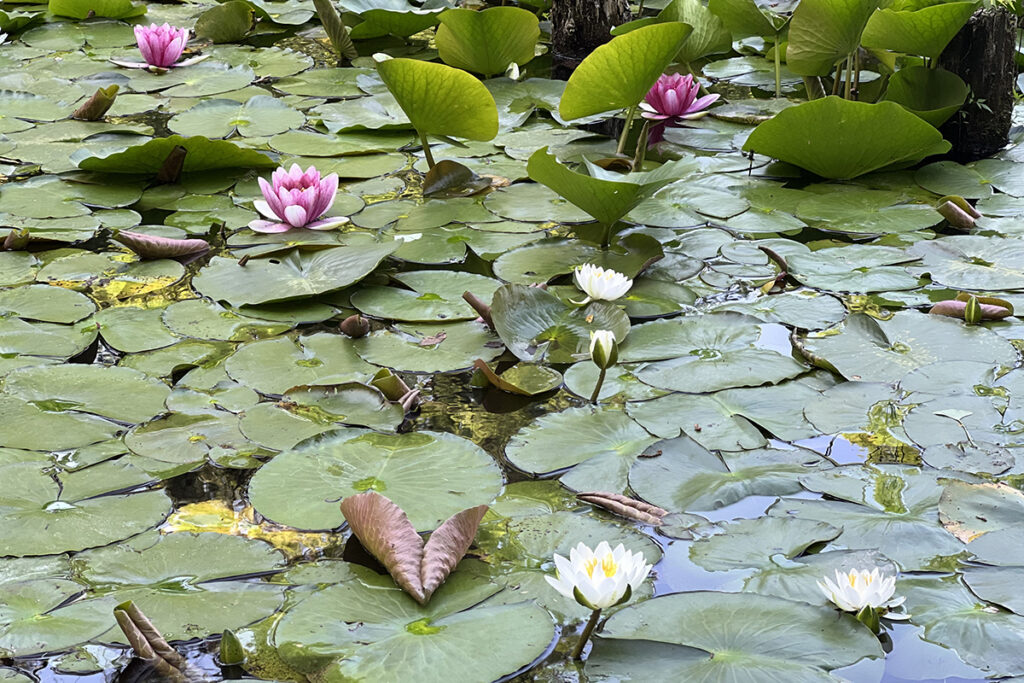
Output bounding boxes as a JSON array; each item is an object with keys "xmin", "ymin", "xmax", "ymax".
[
  {"xmin": 249, "ymin": 164, "xmax": 349, "ymax": 233},
  {"xmin": 135, "ymin": 23, "xmax": 188, "ymax": 67},
  {"xmin": 111, "ymin": 24, "xmax": 208, "ymax": 70},
  {"xmin": 640, "ymin": 73, "xmax": 719, "ymax": 121}
]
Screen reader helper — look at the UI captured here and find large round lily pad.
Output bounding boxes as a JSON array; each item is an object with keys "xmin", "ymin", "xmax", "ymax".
[{"xmin": 248, "ymin": 428, "xmax": 502, "ymax": 531}]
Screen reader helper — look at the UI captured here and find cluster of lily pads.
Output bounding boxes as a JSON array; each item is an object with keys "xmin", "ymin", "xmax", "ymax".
[{"xmin": 1, "ymin": 0, "xmax": 1024, "ymax": 681}]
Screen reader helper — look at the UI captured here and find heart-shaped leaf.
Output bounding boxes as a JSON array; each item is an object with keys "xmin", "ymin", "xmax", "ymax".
[
  {"xmin": 559, "ymin": 22, "xmax": 693, "ymax": 120},
  {"xmin": 436, "ymin": 7, "xmax": 540, "ymax": 77},
  {"xmin": 340, "ymin": 491, "xmax": 488, "ymax": 604},
  {"xmin": 377, "ymin": 58, "xmax": 499, "ymax": 142}
]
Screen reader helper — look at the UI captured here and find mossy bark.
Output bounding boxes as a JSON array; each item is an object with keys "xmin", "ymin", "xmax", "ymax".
[
  {"xmin": 938, "ymin": 7, "xmax": 1017, "ymax": 162},
  {"xmin": 549, "ymin": 0, "xmax": 631, "ymax": 78}
]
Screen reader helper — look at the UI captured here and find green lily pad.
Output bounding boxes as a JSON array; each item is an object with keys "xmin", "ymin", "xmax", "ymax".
[
  {"xmin": 599, "ymin": 591, "xmax": 883, "ymax": 680},
  {"xmin": 559, "ymin": 22, "xmax": 692, "ymax": 120},
  {"xmin": 0, "ymin": 461, "xmax": 171, "ymax": 557},
  {"xmin": 273, "ymin": 566, "xmax": 554, "ymax": 683},
  {"xmin": 1, "ymin": 364, "xmax": 169, "ymax": 423},
  {"xmin": 194, "ymin": 242, "xmax": 399, "ymax": 306},
  {"xmin": 75, "ymin": 135, "xmax": 277, "ymax": 175},
  {"xmin": 435, "ymin": 7, "xmax": 539, "ymax": 77},
  {"xmin": 744, "ymin": 97, "xmax": 952, "ymax": 179},
  {"xmin": 911, "ymin": 235, "xmax": 1024, "ymax": 291},
  {"xmin": 786, "ymin": 0, "xmax": 878, "ymax": 76},
  {"xmin": 771, "ymin": 466, "xmax": 969, "ymax": 570},
  {"xmin": 0, "ymin": 284, "xmax": 95, "ymax": 323},
  {"xmin": 801, "ymin": 311, "xmax": 1018, "ymax": 383},
  {"xmin": 168, "ymin": 96, "xmax": 305, "ymax": 139},
  {"xmin": 862, "ymin": 1, "xmax": 979, "ymax": 60},
  {"xmin": 248, "ymin": 428, "xmax": 502, "ymax": 531},
  {"xmin": 350, "ymin": 270, "xmax": 501, "ymax": 322},
  {"xmin": 491, "ymin": 284, "xmax": 630, "ymax": 364},
  {"xmin": 377, "ymin": 58, "xmax": 498, "ymax": 142},
  {"xmin": 884, "ymin": 66, "xmax": 970, "ymax": 127},
  {"xmin": 352, "ymin": 320, "xmax": 502, "ymax": 373},
  {"xmin": 901, "ymin": 575, "xmax": 1024, "ymax": 677},
  {"xmin": 690, "ymin": 516, "xmax": 842, "ymax": 572},
  {"xmin": 225, "ymin": 334, "xmax": 375, "ymax": 395},
  {"xmin": 630, "ymin": 435, "xmax": 830, "ymax": 511},
  {"xmin": 0, "ymin": 579, "xmax": 111, "ymax": 656},
  {"xmin": 505, "ymin": 406, "xmax": 658, "ymax": 492}
]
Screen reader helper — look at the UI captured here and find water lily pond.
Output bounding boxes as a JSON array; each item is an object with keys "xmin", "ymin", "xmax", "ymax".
[{"xmin": 1, "ymin": 0, "xmax": 1024, "ymax": 680}]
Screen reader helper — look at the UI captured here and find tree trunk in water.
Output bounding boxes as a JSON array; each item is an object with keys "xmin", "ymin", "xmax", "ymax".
[
  {"xmin": 549, "ymin": 0, "xmax": 631, "ymax": 79},
  {"xmin": 938, "ymin": 7, "xmax": 1017, "ymax": 162}
]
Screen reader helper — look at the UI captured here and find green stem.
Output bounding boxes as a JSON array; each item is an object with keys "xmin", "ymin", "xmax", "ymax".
[
  {"xmin": 632, "ymin": 119, "xmax": 651, "ymax": 168},
  {"xmin": 419, "ymin": 131, "xmax": 436, "ymax": 169},
  {"xmin": 773, "ymin": 30, "xmax": 782, "ymax": 99},
  {"xmin": 615, "ymin": 105, "xmax": 637, "ymax": 156},
  {"xmin": 831, "ymin": 62, "xmax": 842, "ymax": 96},
  {"xmin": 600, "ymin": 222, "xmax": 614, "ymax": 249},
  {"xmin": 589, "ymin": 367, "xmax": 608, "ymax": 404},
  {"xmin": 843, "ymin": 54, "xmax": 853, "ymax": 100},
  {"xmin": 853, "ymin": 49, "xmax": 861, "ymax": 100},
  {"xmin": 571, "ymin": 609, "xmax": 603, "ymax": 660}
]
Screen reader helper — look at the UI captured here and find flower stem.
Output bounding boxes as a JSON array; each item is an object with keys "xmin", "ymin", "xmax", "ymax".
[
  {"xmin": 615, "ymin": 105, "xmax": 637, "ymax": 156},
  {"xmin": 589, "ymin": 367, "xmax": 607, "ymax": 404},
  {"xmin": 419, "ymin": 131, "xmax": 436, "ymax": 169},
  {"xmin": 843, "ymin": 53, "xmax": 853, "ymax": 100},
  {"xmin": 571, "ymin": 609, "xmax": 603, "ymax": 660},
  {"xmin": 773, "ymin": 30, "xmax": 781, "ymax": 99}
]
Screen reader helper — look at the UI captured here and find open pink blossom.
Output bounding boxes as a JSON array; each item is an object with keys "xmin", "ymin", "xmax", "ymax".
[
  {"xmin": 640, "ymin": 73, "xmax": 719, "ymax": 122},
  {"xmin": 249, "ymin": 164, "xmax": 348, "ymax": 233}
]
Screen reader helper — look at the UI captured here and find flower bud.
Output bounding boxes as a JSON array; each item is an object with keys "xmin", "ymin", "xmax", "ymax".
[
  {"xmin": 589, "ymin": 330, "xmax": 618, "ymax": 370},
  {"xmin": 963, "ymin": 295, "xmax": 982, "ymax": 325},
  {"xmin": 340, "ymin": 314, "xmax": 370, "ymax": 338}
]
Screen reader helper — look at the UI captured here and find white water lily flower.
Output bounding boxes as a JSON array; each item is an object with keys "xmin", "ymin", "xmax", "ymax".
[
  {"xmin": 546, "ymin": 541, "xmax": 651, "ymax": 609},
  {"xmin": 817, "ymin": 568, "xmax": 909, "ymax": 618},
  {"xmin": 573, "ymin": 264, "xmax": 632, "ymax": 304}
]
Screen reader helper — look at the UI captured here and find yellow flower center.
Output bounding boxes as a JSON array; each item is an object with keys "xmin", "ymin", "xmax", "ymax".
[{"xmin": 585, "ymin": 554, "xmax": 618, "ymax": 578}]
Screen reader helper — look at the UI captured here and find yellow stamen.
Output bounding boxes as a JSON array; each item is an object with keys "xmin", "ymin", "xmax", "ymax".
[
  {"xmin": 601, "ymin": 554, "xmax": 618, "ymax": 577},
  {"xmin": 584, "ymin": 558, "xmax": 597, "ymax": 578}
]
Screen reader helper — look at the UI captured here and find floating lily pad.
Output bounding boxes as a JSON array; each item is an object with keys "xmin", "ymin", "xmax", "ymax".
[
  {"xmin": 352, "ymin": 320, "xmax": 502, "ymax": 373},
  {"xmin": 248, "ymin": 428, "xmax": 502, "ymax": 532},
  {"xmin": 194, "ymin": 242, "xmax": 399, "ymax": 306},
  {"xmin": 598, "ymin": 591, "xmax": 883, "ymax": 680},
  {"xmin": 225, "ymin": 334, "xmax": 375, "ymax": 395},
  {"xmin": 630, "ymin": 435, "xmax": 829, "ymax": 511},
  {"xmin": 801, "ymin": 312, "xmax": 1018, "ymax": 383},
  {"xmin": 491, "ymin": 284, "xmax": 630, "ymax": 364},
  {"xmin": 505, "ymin": 407, "xmax": 658, "ymax": 492},
  {"xmin": 74, "ymin": 135, "xmax": 276, "ymax": 175},
  {"xmin": 273, "ymin": 566, "xmax": 554, "ymax": 683},
  {"xmin": 0, "ymin": 461, "xmax": 171, "ymax": 557},
  {"xmin": 350, "ymin": 270, "xmax": 501, "ymax": 322}
]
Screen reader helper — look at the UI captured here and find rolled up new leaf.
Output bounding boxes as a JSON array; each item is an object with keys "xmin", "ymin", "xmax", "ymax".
[{"xmin": 114, "ymin": 600, "xmax": 189, "ymax": 682}]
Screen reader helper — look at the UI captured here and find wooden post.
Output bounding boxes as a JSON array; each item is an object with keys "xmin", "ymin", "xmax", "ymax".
[
  {"xmin": 939, "ymin": 7, "xmax": 1017, "ymax": 162},
  {"xmin": 549, "ymin": 0, "xmax": 631, "ymax": 78}
]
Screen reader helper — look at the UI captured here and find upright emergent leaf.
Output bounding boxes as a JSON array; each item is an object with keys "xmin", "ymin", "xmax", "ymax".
[
  {"xmin": 786, "ymin": 0, "xmax": 878, "ymax": 76},
  {"xmin": 436, "ymin": 7, "xmax": 540, "ymax": 77},
  {"xmin": 377, "ymin": 58, "xmax": 499, "ymax": 141},
  {"xmin": 559, "ymin": 22, "xmax": 693, "ymax": 120},
  {"xmin": 313, "ymin": 0, "xmax": 359, "ymax": 60}
]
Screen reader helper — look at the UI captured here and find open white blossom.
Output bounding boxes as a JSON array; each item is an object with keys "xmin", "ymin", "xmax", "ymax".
[
  {"xmin": 546, "ymin": 541, "xmax": 651, "ymax": 610},
  {"xmin": 817, "ymin": 568, "xmax": 909, "ymax": 618},
  {"xmin": 573, "ymin": 264, "xmax": 632, "ymax": 304}
]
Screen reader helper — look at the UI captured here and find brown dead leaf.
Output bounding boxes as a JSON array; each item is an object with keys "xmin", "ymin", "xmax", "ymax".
[{"xmin": 577, "ymin": 491, "xmax": 669, "ymax": 525}]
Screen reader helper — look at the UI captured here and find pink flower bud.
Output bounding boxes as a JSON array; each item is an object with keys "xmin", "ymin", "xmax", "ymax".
[{"xmin": 133, "ymin": 23, "xmax": 189, "ymax": 68}]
